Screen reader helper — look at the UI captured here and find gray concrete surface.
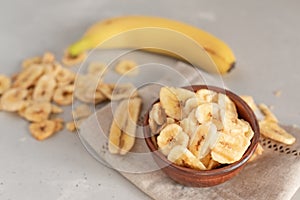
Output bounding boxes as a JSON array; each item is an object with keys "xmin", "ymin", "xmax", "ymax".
[{"xmin": 0, "ymin": 0, "xmax": 299, "ymax": 199}]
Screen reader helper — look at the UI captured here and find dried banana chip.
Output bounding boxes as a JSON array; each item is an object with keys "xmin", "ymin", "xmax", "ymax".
[
  {"xmin": 259, "ymin": 120, "xmax": 295, "ymax": 145},
  {"xmin": 88, "ymin": 62, "xmax": 107, "ymax": 76},
  {"xmin": 149, "ymin": 102, "xmax": 167, "ymax": 133},
  {"xmin": 179, "ymin": 109, "xmax": 198, "ymax": 138},
  {"xmin": 13, "ymin": 65, "xmax": 44, "ymax": 88},
  {"xmin": 51, "ymin": 104, "xmax": 63, "ymax": 114},
  {"xmin": 24, "ymin": 102, "xmax": 52, "ymax": 122},
  {"xmin": 159, "ymin": 87, "xmax": 195, "ymax": 120},
  {"xmin": 33, "ymin": 74, "xmax": 57, "ymax": 102},
  {"xmin": 211, "ymin": 131, "xmax": 251, "ymax": 164},
  {"xmin": 115, "ymin": 60, "xmax": 138, "ymax": 76},
  {"xmin": 44, "ymin": 62, "xmax": 62, "ymax": 76},
  {"xmin": 52, "ymin": 118, "xmax": 64, "ymax": 132},
  {"xmin": 42, "ymin": 52, "xmax": 55, "ymax": 63},
  {"xmin": 182, "ymin": 97, "xmax": 202, "ymax": 118},
  {"xmin": 62, "ymin": 51, "xmax": 86, "ymax": 67},
  {"xmin": 99, "ymin": 83, "xmax": 138, "ymax": 101},
  {"xmin": 29, "ymin": 120, "xmax": 57, "ymax": 141},
  {"xmin": 196, "ymin": 89, "xmax": 218, "ymax": 103},
  {"xmin": 0, "ymin": 88, "xmax": 28, "ymax": 111},
  {"xmin": 218, "ymin": 93, "xmax": 237, "ymax": 116},
  {"xmin": 195, "ymin": 103, "xmax": 220, "ymax": 124},
  {"xmin": 108, "ymin": 98, "xmax": 142, "ymax": 155},
  {"xmin": 258, "ymin": 104, "xmax": 278, "ymax": 123},
  {"xmin": 168, "ymin": 145, "xmax": 206, "ymax": 170},
  {"xmin": 0, "ymin": 74, "xmax": 11, "ymax": 95},
  {"xmin": 188, "ymin": 123, "xmax": 218, "ymax": 159},
  {"xmin": 66, "ymin": 121, "xmax": 76, "ymax": 132},
  {"xmin": 21, "ymin": 56, "xmax": 42, "ymax": 69},
  {"xmin": 72, "ymin": 104, "xmax": 92, "ymax": 120},
  {"xmin": 157, "ymin": 124, "xmax": 189, "ymax": 156},
  {"xmin": 55, "ymin": 67, "xmax": 75, "ymax": 86},
  {"xmin": 53, "ymin": 85, "xmax": 74, "ymax": 106}
]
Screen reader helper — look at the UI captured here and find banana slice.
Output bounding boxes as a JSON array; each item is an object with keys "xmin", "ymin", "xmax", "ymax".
[
  {"xmin": 259, "ymin": 120, "xmax": 295, "ymax": 145},
  {"xmin": 13, "ymin": 65, "xmax": 44, "ymax": 88},
  {"xmin": 159, "ymin": 87, "xmax": 195, "ymax": 120},
  {"xmin": 115, "ymin": 60, "xmax": 138, "ymax": 76},
  {"xmin": 42, "ymin": 52, "xmax": 55, "ymax": 64},
  {"xmin": 240, "ymin": 95, "xmax": 264, "ymax": 121},
  {"xmin": 33, "ymin": 74, "xmax": 57, "ymax": 102},
  {"xmin": 24, "ymin": 102, "xmax": 52, "ymax": 122},
  {"xmin": 167, "ymin": 145, "xmax": 206, "ymax": 170},
  {"xmin": 55, "ymin": 67, "xmax": 75, "ymax": 86},
  {"xmin": 44, "ymin": 62, "xmax": 63, "ymax": 76},
  {"xmin": 72, "ymin": 104, "xmax": 92, "ymax": 120},
  {"xmin": 0, "ymin": 74, "xmax": 11, "ymax": 95},
  {"xmin": 188, "ymin": 123, "xmax": 218, "ymax": 159},
  {"xmin": 53, "ymin": 85, "xmax": 74, "ymax": 106},
  {"xmin": 22, "ymin": 56, "xmax": 42, "ymax": 69},
  {"xmin": 157, "ymin": 124, "xmax": 189, "ymax": 156},
  {"xmin": 196, "ymin": 89, "xmax": 218, "ymax": 103},
  {"xmin": 195, "ymin": 103, "xmax": 220, "ymax": 124},
  {"xmin": 258, "ymin": 104, "xmax": 278, "ymax": 123},
  {"xmin": 88, "ymin": 62, "xmax": 107, "ymax": 76},
  {"xmin": 218, "ymin": 93, "xmax": 237, "ymax": 116},
  {"xmin": 108, "ymin": 98, "xmax": 142, "ymax": 155},
  {"xmin": 29, "ymin": 120, "xmax": 57, "ymax": 141},
  {"xmin": 180, "ymin": 109, "xmax": 198, "ymax": 138},
  {"xmin": 149, "ymin": 102, "xmax": 167, "ymax": 133},
  {"xmin": 0, "ymin": 88, "xmax": 28, "ymax": 111},
  {"xmin": 211, "ymin": 131, "xmax": 251, "ymax": 164},
  {"xmin": 100, "ymin": 83, "xmax": 138, "ymax": 100},
  {"xmin": 183, "ymin": 97, "xmax": 203, "ymax": 118},
  {"xmin": 51, "ymin": 104, "xmax": 63, "ymax": 114}
]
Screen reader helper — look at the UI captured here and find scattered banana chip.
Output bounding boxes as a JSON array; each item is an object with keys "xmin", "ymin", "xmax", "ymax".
[
  {"xmin": 62, "ymin": 51, "xmax": 86, "ymax": 67},
  {"xmin": 33, "ymin": 74, "xmax": 57, "ymax": 102},
  {"xmin": 259, "ymin": 120, "xmax": 295, "ymax": 145},
  {"xmin": 258, "ymin": 104, "xmax": 278, "ymax": 123},
  {"xmin": 0, "ymin": 74, "xmax": 11, "ymax": 95},
  {"xmin": 99, "ymin": 83, "xmax": 138, "ymax": 101},
  {"xmin": 13, "ymin": 65, "xmax": 44, "ymax": 89},
  {"xmin": 72, "ymin": 104, "xmax": 91, "ymax": 120},
  {"xmin": 66, "ymin": 121, "xmax": 76, "ymax": 132},
  {"xmin": 24, "ymin": 102, "xmax": 52, "ymax": 122},
  {"xmin": 0, "ymin": 88, "xmax": 28, "ymax": 111},
  {"xmin": 42, "ymin": 52, "xmax": 55, "ymax": 64},
  {"xmin": 53, "ymin": 85, "xmax": 74, "ymax": 106},
  {"xmin": 21, "ymin": 56, "xmax": 42, "ymax": 69},
  {"xmin": 52, "ymin": 118, "xmax": 64, "ymax": 132},
  {"xmin": 29, "ymin": 120, "xmax": 57, "ymax": 141},
  {"xmin": 114, "ymin": 60, "xmax": 139, "ymax": 76},
  {"xmin": 159, "ymin": 87, "xmax": 195, "ymax": 120},
  {"xmin": 108, "ymin": 97, "xmax": 142, "ymax": 155},
  {"xmin": 51, "ymin": 104, "xmax": 63, "ymax": 114},
  {"xmin": 55, "ymin": 67, "xmax": 75, "ymax": 86},
  {"xmin": 88, "ymin": 62, "xmax": 107, "ymax": 76}
]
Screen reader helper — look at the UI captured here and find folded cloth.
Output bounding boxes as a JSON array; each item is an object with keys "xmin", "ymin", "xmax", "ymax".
[{"xmin": 79, "ymin": 62, "xmax": 300, "ymax": 200}]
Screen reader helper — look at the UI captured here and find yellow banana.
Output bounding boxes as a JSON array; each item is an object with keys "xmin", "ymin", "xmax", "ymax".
[{"xmin": 68, "ymin": 15, "xmax": 236, "ymax": 74}]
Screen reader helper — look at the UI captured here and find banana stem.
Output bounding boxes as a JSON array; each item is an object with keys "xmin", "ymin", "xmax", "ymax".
[{"xmin": 68, "ymin": 38, "xmax": 92, "ymax": 56}]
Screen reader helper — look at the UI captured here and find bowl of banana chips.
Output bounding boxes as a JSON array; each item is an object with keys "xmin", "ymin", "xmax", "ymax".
[{"xmin": 143, "ymin": 85, "xmax": 260, "ymax": 187}]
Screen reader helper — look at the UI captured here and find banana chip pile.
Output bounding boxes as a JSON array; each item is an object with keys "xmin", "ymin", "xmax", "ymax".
[
  {"xmin": 0, "ymin": 52, "xmax": 140, "ymax": 141},
  {"xmin": 150, "ymin": 87, "xmax": 255, "ymax": 170}
]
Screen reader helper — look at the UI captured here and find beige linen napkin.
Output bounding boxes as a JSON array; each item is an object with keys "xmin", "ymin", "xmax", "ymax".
[{"xmin": 79, "ymin": 62, "xmax": 300, "ymax": 200}]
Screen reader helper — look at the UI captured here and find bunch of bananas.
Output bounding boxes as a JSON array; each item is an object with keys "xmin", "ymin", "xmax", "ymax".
[{"xmin": 67, "ymin": 16, "xmax": 236, "ymax": 74}]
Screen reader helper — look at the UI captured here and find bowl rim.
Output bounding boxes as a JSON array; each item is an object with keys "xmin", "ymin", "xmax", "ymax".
[{"xmin": 143, "ymin": 85, "xmax": 260, "ymax": 176}]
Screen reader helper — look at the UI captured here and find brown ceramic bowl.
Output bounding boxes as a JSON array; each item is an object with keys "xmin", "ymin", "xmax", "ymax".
[{"xmin": 143, "ymin": 85, "xmax": 260, "ymax": 187}]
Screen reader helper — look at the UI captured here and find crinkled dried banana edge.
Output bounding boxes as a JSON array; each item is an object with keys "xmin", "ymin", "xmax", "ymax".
[{"xmin": 108, "ymin": 97, "xmax": 142, "ymax": 155}]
